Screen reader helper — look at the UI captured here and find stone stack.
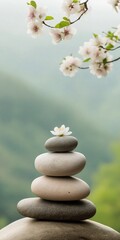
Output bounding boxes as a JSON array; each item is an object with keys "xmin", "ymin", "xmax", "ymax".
[
  {"xmin": 1, "ymin": 129, "xmax": 120, "ymax": 240},
  {"xmin": 17, "ymin": 134, "xmax": 96, "ymax": 222}
]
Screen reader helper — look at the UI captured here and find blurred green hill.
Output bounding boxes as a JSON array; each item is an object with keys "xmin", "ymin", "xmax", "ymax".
[
  {"xmin": 90, "ymin": 143, "xmax": 120, "ymax": 232},
  {"xmin": 0, "ymin": 72, "xmax": 113, "ymax": 226}
]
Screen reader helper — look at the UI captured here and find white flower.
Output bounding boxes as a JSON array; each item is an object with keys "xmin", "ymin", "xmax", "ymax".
[
  {"xmin": 27, "ymin": 6, "xmax": 36, "ymax": 22},
  {"xmin": 49, "ymin": 29, "xmax": 63, "ymax": 44},
  {"xmin": 103, "ymin": 36, "xmax": 116, "ymax": 46},
  {"xmin": 36, "ymin": 6, "xmax": 46, "ymax": 23},
  {"xmin": 27, "ymin": 5, "xmax": 46, "ymax": 23},
  {"xmin": 78, "ymin": 3, "xmax": 87, "ymax": 14},
  {"xmin": 89, "ymin": 55, "xmax": 113, "ymax": 78},
  {"xmin": 62, "ymin": 26, "xmax": 77, "ymax": 40},
  {"xmin": 60, "ymin": 56, "xmax": 82, "ymax": 77},
  {"xmin": 50, "ymin": 26, "xmax": 76, "ymax": 44},
  {"xmin": 79, "ymin": 41, "xmax": 93, "ymax": 59},
  {"xmin": 62, "ymin": 0, "xmax": 80, "ymax": 16},
  {"xmin": 89, "ymin": 35, "xmax": 107, "ymax": 48},
  {"xmin": 27, "ymin": 21, "xmax": 43, "ymax": 38},
  {"xmin": 51, "ymin": 125, "xmax": 72, "ymax": 136},
  {"xmin": 107, "ymin": 0, "xmax": 120, "ymax": 12},
  {"xmin": 114, "ymin": 24, "xmax": 120, "ymax": 39}
]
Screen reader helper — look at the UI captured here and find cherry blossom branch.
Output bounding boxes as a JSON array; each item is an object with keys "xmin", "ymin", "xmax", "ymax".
[
  {"xmin": 60, "ymin": 24, "xmax": 120, "ymax": 78},
  {"xmin": 99, "ymin": 45, "xmax": 120, "ymax": 51},
  {"xmin": 42, "ymin": 0, "xmax": 89, "ymax": 28},
  {"xmin": 79, "ymin": 66, "xmax": 89, "ymax": 69},
  {"xmin": 26, "ymin": 0, "xmax": 120, "ymax": 79},
  {"xmin": 42, "ymin": 21, "xmax": 54, "ymax": 29},
  {"xmin": 78, "ymin": 56, "xmax": 120, "ymax": 71},
  {"xmin": 107, "ymin": 56, "xmax": 120, "ymax": 63},
  {"xmin": 27, "ymin": 0, "xmax": 90, "ymax": 34},
  {"xmin": 70, "ymin": 0, "xmax": 89, "ymax": 25}
]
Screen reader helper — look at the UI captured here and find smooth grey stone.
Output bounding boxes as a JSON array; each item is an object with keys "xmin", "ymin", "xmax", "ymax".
[
  {"xmin": 0, "ymin": 218, "xmax": 120, "ymax": 240},
  {"xmin": 35, "ymin": 152, "xmax": 86, "ymax": 176},
  {"xmin": 45, "ymin": 136, "xmax": 78, "ymax": 152},
  {"xmin": 31, "ymin": 176, "xmax": 90, "ymax": 201},
  {"xmin": 17, "ymin": 197, "xmax": 96, "ymax": 221}
]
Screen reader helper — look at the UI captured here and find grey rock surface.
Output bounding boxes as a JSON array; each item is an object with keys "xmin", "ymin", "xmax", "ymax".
[
  {"xmin": 31, "ymin": 176, "xmax": 90, "ymax": 201},
  {"xmin": 45, "ymin": 136, "xmax": 78, "ymax": 152},
  {"xmin": 17, "ymin": 197, "xmax": 96, "ymax": 221},
  {"xmin": 35, "ymin": 152, "xmax": 86, "ymax": 176},
  {"xmin": 0, "ymin": 218, "xmax": 120, "ymax": 240}
]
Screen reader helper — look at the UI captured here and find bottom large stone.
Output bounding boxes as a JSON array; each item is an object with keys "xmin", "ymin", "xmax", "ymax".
[
  {"xmin": 17, "ymin": 197, "xmax": 96, "ymax": 221},
  {"xmin": 0, "ymin": 218, "xmax": 120, "ymax": 240}
]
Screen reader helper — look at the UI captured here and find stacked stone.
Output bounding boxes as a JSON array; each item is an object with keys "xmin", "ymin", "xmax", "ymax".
[{"xmin": 17, "ymin": 134, "xmax": 96, "ymax": 222}]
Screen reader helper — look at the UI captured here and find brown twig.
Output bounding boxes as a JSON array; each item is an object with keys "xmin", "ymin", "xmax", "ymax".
[
  {"xmin": 42, "ymin": 0, "xmax": 89, "ymax": 28},
  {"xmin": 106, "ymin": 56, "xmax": 120, "ymax": 64},
  {"xmin": 99, "ymin": 45, "xmax": 120, "ymax": 51}
]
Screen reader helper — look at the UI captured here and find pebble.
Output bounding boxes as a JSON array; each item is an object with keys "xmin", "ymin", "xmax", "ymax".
[
  {"xmin": 35, "ymin": 152, "xmax": 86, "ymax": 176},
  {"xmin": 45, "ymin": 136, "xmax": 78, "ymax": 152},
  {"xmin": 17, "ymin": 197, "xmax": 96, "ymax": 221},
  {"xmin": 1, "ymin": 218, "xmax": 120, "ymax": 240},
  {"xmin": 31, "ymin": 176, "xmax": 90, "ymax": 201}
]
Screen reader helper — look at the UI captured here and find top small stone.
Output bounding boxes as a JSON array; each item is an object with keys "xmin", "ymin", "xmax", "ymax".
[
  {"xmin": 45, "ymin": 136, "xmax": 78, "ymax": 152},
  {"xmin": 45, "ymin": 125, "xmax": 78, "ymax": 152}
]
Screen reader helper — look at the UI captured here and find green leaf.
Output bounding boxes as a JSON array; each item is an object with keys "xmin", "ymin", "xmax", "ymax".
[
  {"xmin": 93, "ymin": 33, "xmax": 98, "ymax": 38},
  {"xmin": 106, "ymin": 43, "xmax": 114, "ymax": 50},
  {"xmin": 83, "ymin": 58, "xmax": 91, "ymax": 62},
  {"xmin": 103, "ymin": 58, "xmax": 107, "ymax": 65},
  {"xmin": 45, "ymin": 16, "xmax": 54, "ymax": 21},
  {"xmin": 73, "ymin": 0, "xmax": 79, "ymax": 3},
  {"xmin": 106, "ymin": 31, "xmax": 114, "ymax": 40},
  {"xmin": 55, "ymin": 21, "xmax": 70, "ymax": 29},
  {"xmin": 63, "ymin": 17, "xmax": 70, "ymax": 22},
  {"xmin": 27, "ymin": 1, "xmax": 37, "ymax": 8}
]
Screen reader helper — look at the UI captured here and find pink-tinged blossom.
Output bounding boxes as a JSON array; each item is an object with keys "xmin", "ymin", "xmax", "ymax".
[
  {"xmin": 62, "ymin": 0, "xmax": 80, "ymax": 16},
  {"xmin": 27, "ymin": 5, "xmax": 46, "ymax": 23},
  {"xmin": 89, "ymin": 55, "xmax": 113, "ymax": 78},
  {"xmin": 50, "ymin": 26, "xmax": 76, "ymax": 44},
  {"xmin": 63, "ymin": 26, "xmax": 77, "ymax": 40},
  {"xmin": 78, "ymin": 4, "xmax": 87, "ymax": 14},
  {"xmin": 49, "ymin": 29, "xmax": 63, "ymax": 44},
  {"xmin": 27, "ymin": 6, "xmax": 36, "ymax": 22},
  {"xmin": 107, "ymin": 0, "xmax": 120, "ymax": 12},
  {"xmin": 60, "ymin": 56, "xmax": 82, "ymax": 77},
  {"xmin": 90, "ymin": 47, "xmax": 107, "ymax": 63},
  {"xmin": 89, "ymin": 35, "xmax": 107, "ymax": 48},
  {"xmin": 36, "ymin": 7, "xmax": 46, "ymax": 23},
  {"xmin": 51, "ymin": 125, "xmax": 72, "ymax": 136},
  {"xmin": 27, "ymin": 21, "xmax": 43, "ymax": 38},
  {"xmin": 79, "ymin": 42, "xmax": 93, "ymax": 59}
]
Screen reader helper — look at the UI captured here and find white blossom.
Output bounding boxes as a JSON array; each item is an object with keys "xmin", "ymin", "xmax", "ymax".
[
  {"xmin": 62, "ymin": 0, "xmax": 80, "ymax": 16},
  {"xmin": 49, "ymin": 29, "xmax": 63, "ymax": 44},
  {"xmin": 78, "ymin": 3, "xmax": 87, "ymax": 14},
  {"xmin": 107, "ymin": 0, "xmax": 120, "ymax": 12},
  {"xmin": 79, "ymin": 42, "xmax": 93, "ymax": 59},
  {"xmin": 27, "ymin": 21, "xmax": 43, "ymax": 38},
  {"xmin": 60, "ymin": 56, "xmax": 82, "ymax": 77},
  {"xmin": 51, "ymin": 125, "xmax": 72, "ymax": 136},
  {"xmin": 89, "ymin": 35, "xmax": 107, "ymax": 48},
  {"xmin": 36, "ymin": 7, "xmax": 46, "ymax": 23},
  {"xmin": 27, "ymin": 6, "xmax": 36, "ymax": 22},
  {"xmin": 50, "ymin": 26, "xmax": 76, "ymax": 44},
  {"xmin": 89, "ymin": 55, "xmax": 113, "ymax": 78},
  {"xmin": 63, "ymin": 26, "xmax": 77, "ymax": 40},
  {"xmin": 27, "ymin": 5, "xmax": 46, "ymax": 23}
]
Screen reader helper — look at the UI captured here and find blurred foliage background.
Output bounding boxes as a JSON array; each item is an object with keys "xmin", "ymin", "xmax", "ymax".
[{"xmin": 0, "ymin": 0, "xmax": 120, "ymax": 232}]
